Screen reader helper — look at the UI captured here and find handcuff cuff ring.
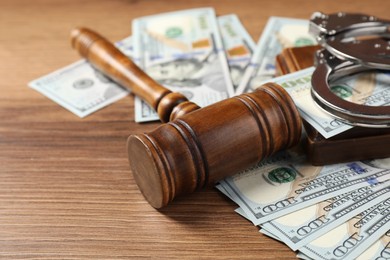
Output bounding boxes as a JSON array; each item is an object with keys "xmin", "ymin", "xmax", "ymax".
[{"xmin": 310, "ymin": 12, "xmax": 390, "ymax": 127}]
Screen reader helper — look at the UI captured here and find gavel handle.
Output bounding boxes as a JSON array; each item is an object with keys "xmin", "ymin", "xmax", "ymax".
[{"xmin": 70, "ymin": 28, "xmax": 200, "ymax": 122}]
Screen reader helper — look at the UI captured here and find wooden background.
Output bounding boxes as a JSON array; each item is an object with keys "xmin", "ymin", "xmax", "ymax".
[{"xmin": 0, "ymin": 0, "xmax": 388, "ymax": 259}]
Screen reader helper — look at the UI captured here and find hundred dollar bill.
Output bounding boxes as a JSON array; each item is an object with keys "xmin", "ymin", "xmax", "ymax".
[
  {"xmin": 28, "ymin": 37, "xmax": 133, "ymax": 118},
  {"xmin": 236, "ymin": 17, "xmax": 316, "ymax": 94},
  {"xmin": 330, "ymin": 69, "xmax": 390, "ymax": 107},
  {"xmin": 132, "ymin": 8, "xmax": 234, "ymax": 122},
  {"xmin": 300, "ymin": 198, "xmax": 390, "ymax": 260},
  {"xmin": 356, "ymin": 230, "xmax": 390, "ymax": 260},
  {"xmin": 298, "ymin": 238, "xmax": 390, "ymax": 260},
  {"xmin": 217, "ymin": 14, "xmax": 255, "ymax": 92},
  {"xmin": 220, "ymin": 155, "xmax": 389, "ymax": 225},
  {"xmin": 262, "ymin": 181, "xmax": 390, "ymax": 250},
  {"xmin": 268, "ymin": 67, "xmax": 352, "ymax": 138},
  {"xmin": 272, "ymin": 68, "xmax": 390, "ymax": 138}
]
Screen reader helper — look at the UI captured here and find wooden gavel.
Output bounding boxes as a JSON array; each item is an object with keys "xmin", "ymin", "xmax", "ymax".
[{"xmin": 71, "ymin": 28, "xmax": 302, "ymax": 208}]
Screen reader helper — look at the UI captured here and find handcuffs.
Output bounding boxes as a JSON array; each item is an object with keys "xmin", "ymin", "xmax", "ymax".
[{"xmin": 309, "ymin": 12, "xmax": 390, "ymax": 127}]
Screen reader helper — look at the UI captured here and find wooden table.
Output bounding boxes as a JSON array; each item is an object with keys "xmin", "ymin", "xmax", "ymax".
[{"xmin": 1, "ymin": 0, "xmax": 387, "ymax": 259}]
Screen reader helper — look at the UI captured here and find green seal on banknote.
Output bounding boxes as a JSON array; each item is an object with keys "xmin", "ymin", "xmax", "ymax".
[
  {"xmin": 294, "ymin": 37, "xmax": 315, "ymax": 47},
  {"xmin": 330, "ymin": 85, "xmax": 353, "ymax": 99},
  {"xmin": 165, "ymin": 27, "xmax": 182, "ymax": 38},
  {"xmin": 268, "ymin": 167, "xmax": 297, "ymax": 183}
]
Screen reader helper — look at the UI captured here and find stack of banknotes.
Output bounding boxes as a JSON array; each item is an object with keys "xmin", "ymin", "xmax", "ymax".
[{"xmin": 29, "ymin": 8, "xmax": 389, "ymax": 259}]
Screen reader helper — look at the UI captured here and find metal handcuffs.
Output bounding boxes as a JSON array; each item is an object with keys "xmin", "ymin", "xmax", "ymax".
[{"xmin": 309, "ymin": 12, "xmax": 390, "ymax": 127}]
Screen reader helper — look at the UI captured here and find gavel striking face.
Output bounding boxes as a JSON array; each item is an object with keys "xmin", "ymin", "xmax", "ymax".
[{"xmin": 71, "ymin": 28, "xmax": 302, "ymax": 208}]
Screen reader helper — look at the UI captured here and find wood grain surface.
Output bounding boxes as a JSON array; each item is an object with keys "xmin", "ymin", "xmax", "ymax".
[{"xmin": 0, "ymin": 0, "xmax": 388, "ymax": 259}]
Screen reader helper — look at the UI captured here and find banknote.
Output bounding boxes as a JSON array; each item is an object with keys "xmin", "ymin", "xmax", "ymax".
[
  {"xmin": 262, "ymin": 181, "xmax": 390, "ymax": 250},
  {"xmin": 356, "ymin": 230, "xmax": 390, "ymax": 260},
  {"xmin": 267, "ymin": 67, "xmax": 352, "ymax": 139},
  {"xmin": 236, "ymin": 17, "xmax": 316, "ymax": 94},
  {"xmin": 272, "ymin": 68, "xmax": 390, "ymax": 138},
  {"xmin": 299, "ymin": 197, "xmax": 390, "ymax": 260},
  {"xmin": 296, "ymin": 219, "xmax": 390, "ymax": 260},
  {"xmin": 217, "ymin": 14, "xmax": 255, "ymax": 92},
  {"xmin": 220, "ymin": 155, "xmax": 389, "ymax": 225},
  {"xmin": 329, "ymin": 69, "xmax": 390, "ymax": 107},
  {"xmin": 132, "ymin": 8, "xmax": 234, "ymax": 122},
  {"xmin": 28, "ymin": 36, "xmax": 133, "ymax": 118}
]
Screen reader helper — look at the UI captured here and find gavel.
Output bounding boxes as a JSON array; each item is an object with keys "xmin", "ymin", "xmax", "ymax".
[{"xmin": 71, "ymin": 28, "xmax": 302, "ymax": 208}]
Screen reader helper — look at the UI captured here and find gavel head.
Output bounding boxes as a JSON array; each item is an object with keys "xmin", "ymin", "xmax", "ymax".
[{"xmin": 127, "ymin": 83, "xmax": 302, "ymax": 208}]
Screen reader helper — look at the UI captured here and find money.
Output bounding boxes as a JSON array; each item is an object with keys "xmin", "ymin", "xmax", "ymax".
[
  {"xmin": 222, "ymin": 177, "xmax": 390, "ymax": 260},
  {"xmin": 218, "ymin": 155, "xmax": 390, "ymax": 258},
  {"xmin": 299, "ymin": 198, "xmax": 390, "ymax": 260},
  {"xmin": 262, "ymin": 181, "xmax": 390, "ymax": 250},
  {"xmin": 356, "ymin": 231, "xmax": 390, "ymax": 260},
  {"xmin": 330, "ymin": 69, "xmax": 390, "ymax": 107},
  {"xmin": 236, "ymin": 17, "xmax": 316, "ymax": 94},
  {"xmin": 269, "ymin": 68, "xmax": 390, "ymax": 139},
  {"xmin": 217, "ymin": 14, "xmax": 255, "ymax": 93},
  {"xmin": 132, "ymin": 8, "xmax": 234, "ymax": 122},
  {"xmin": 300, "ymin": 230, "xmax": 390, "ymax": 260},
  {"xmin": 28, "ymin": 37, "xmax": 133, "ymax": 118},
  {"xmin": 220, "ymin": 154, "xmax": 389, "ymax": 225},
  {"xmin": 267, "ymin": 67, "xmax": 353, "ymax": 139}
]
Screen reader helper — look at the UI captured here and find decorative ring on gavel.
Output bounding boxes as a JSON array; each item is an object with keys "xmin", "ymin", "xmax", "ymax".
[{"xmin": 309, "ymin": 12, "xmax": 390, "ymax": 127}]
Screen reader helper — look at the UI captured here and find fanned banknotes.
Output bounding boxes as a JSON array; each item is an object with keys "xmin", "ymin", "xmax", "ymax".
[
  {"xmin": 28, "ymin": 37, "xmax": 133, "ymax": 117},
  {"xmin": 221, "ymin": 154, "xmax": 389, "ymax": 226},
  {"xmin": 356, "ymin": 231, "xmax": 390, "ymax": 260},
  {"xmin": 132, "ymin": 8, "xmax": 234, "ymax": 122},
  {"xmin": 236, "ymin": 17, "xmax": 316, "ymax": 94},
  {"xmin": 262, "ymin": 181, "xmax": 390, "ymax": 250},
  {"xmin": 218, "ymin": 152, "xmax": 390, "ymax": 259},
  {"xmin": 300, "ymin": 198, "xmax": 390, "ymax": 260}
]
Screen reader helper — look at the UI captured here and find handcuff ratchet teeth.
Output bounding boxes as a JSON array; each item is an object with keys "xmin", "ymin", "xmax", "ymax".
[{"xmin": 309, "ymin": 12, "xmax": 390, "ymax": 127}]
